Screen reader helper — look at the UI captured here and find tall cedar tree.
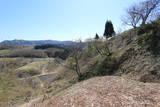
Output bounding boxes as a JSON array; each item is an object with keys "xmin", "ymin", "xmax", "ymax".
[
  {"xmin": 103, "ymin": 21, "xmax": 115, "ymax": 39},
  {"xmin": 95, "ymin": 33, "xmax": 100, "ymax": 40}
]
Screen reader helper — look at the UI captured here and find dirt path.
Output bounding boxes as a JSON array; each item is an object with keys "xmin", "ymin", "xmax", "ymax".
[
  {"xmin": 41, "ymin": 60, "xmax": 49, "ymax": 75},
  {"xmin": 18, "ymin": 59, "xmax": 59, "ymax": 107}
]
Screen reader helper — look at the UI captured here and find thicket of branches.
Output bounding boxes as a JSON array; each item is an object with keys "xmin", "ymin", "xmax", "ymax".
[{"xmin": 122, "ymin": 0, "xmax": 160, "ymax": 28}]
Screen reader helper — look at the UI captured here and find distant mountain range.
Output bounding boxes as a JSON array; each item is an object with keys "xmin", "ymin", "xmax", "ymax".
[{"xmin": 0, "ymin": 40, "xmax": 73, "ymax": 45}]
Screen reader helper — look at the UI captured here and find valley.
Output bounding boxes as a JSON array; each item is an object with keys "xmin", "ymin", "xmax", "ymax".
[
  {"xmin": 0, "ymin": 0, "xmax": 160, "ymax": 106},
  {"xmin": 1, "ymin": 18, "xmax": 160, "ymax": 106}
]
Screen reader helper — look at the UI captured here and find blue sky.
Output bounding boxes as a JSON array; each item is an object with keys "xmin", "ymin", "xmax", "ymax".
[{"xmin": 0, "ymin": 0, "xmax": 139, "ymax": 41}]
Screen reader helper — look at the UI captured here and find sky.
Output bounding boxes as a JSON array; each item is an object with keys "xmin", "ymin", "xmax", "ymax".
[{"xmin": 0, "ymin": 0, "xmax": 139, "ymax": 41}]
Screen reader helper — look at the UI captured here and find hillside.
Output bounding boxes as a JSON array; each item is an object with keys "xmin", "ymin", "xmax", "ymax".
[
  {"xmin": 1, "ymin": 0, "xmax": 160, "ymax": 106},
  {"xmin": 16, "ymin": 18, "xmax": 160, "ymax": 107},
  {"xmin": 0, "ymin": 44, "xmax": 71, "ymax": 59},
  {"xmin": 0, "ymin": 44, "xmax": 74, "ymax": 106},
  {"xmin": 1, "ymin": 19, "xmax": 160, "ymax": 107},
  {"xmin": 73, "ymin": 18, "xmax": 160, "ymax": 83}
]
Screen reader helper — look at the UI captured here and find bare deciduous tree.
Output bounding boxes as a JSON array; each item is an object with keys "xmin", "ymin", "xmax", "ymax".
[
  {"xmin": 122, "ymin": 0, "xmax": 160, "ymax": 28},
  {"xmin": 122, "ymin": 6, "xmax": 141, "ymax": 28},
  {"xmin": 69, "ymin": 41, "xmax": 83, "ymax": 77},
  {"xmin": 55, "ymin": 40, "xmax": 83, "ymax": 77},
  {"xmin": 138, "ymin": 0, "xmax": 160, "ymax": 25},
  {"xmin": 94, "ymin": 40, "xmax": 111, "ymax": 57}
]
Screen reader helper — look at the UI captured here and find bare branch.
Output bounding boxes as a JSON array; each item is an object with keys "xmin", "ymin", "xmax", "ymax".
[{"xmin": 122, "ymin": 0, "xmax": 160, "ymax": 28}]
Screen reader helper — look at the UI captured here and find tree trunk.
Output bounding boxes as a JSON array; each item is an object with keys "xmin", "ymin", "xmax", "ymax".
[{"xmin": 75, "ymin": 56, "xmax": 81, "ymax": 77}]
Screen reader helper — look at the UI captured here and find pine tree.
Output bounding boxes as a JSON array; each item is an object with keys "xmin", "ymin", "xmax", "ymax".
[
  {"xmin": 103, "ymin": 20, "xmax": 115, "ymax": 39},
  {"xmin": 94, "ymin": 33, "xmax": 100, "ymax": 40}
]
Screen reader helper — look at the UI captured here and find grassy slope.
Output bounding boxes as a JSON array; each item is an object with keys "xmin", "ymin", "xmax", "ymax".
[
  {"xmin": 30, "ymin": 19, "xmax": 160, "ymax": 107},
  {"xmin": 72, "ymin": 18, "xmax": 160, "ymax": 83},
  {"xmin": 15, "ymin": 59, "xmax": 49, "ymax": 78},
  {"xmin": 0, "ymin": 58, "xmax": 56, "ymax": 107},
  {"xmin": 0, "ymin": 71, "xmax": 33, "ymax": 107},
  {"xmin": 1, "ymin": 19, "xmax": 160, "ymax": 107},
  {"xmin": 113, "ymin": 19, "xmax": 160, "ymax": 82}
]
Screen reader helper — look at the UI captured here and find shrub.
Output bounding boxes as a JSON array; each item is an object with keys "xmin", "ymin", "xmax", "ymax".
[
  {"xmin": 82, "ymin": 40, "xmax": 97, "ymax": 58},
  {"xmin": 96, "ymin": 56, "xmax": 118, "ymax": 76},
  {"xmin": 136, "ymin": 19, "xmax": 160, "ymax": 55},
  {"xmin": 117, "ymin": 48, "xmax": 136, "ymax": 64},
  {"xmin": 54, "ymin": 50, "xmax": 70, "ymax": 60},
  {"xmin": 78, "ymin": 56, "xmax": 119, "ymax": 81},
  {"xmin": 77, "ymin": 72, "xmax": 95, "ymax": 81},
  {"xmin": 139, "ymin": 72, "xmax": 160, "ymax": 83},
  {"xmin": 44, "ymin": 48, "xmax": 70, "ymax": 59},
  {"xmin": 16, "ymin": 69, "xmax": 40, "ymax": 78},
  {"xmin": 35, "ymin": 44, "xmax": 71, "ymax": 59}
]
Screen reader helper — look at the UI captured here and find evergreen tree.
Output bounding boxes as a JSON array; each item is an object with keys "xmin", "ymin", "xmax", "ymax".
[
  {"xmin": 103, "ymin": 20, "xmax": 115, "ymax": 39},
  {"xmin": 94, "ymin": 33, "xmax": 100, "ymax": 40}
]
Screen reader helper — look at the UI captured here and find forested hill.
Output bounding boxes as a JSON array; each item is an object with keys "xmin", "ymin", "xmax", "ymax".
[{"xmin": 0, "ymin": 40, "xmax": 73, "ymax": 45}]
